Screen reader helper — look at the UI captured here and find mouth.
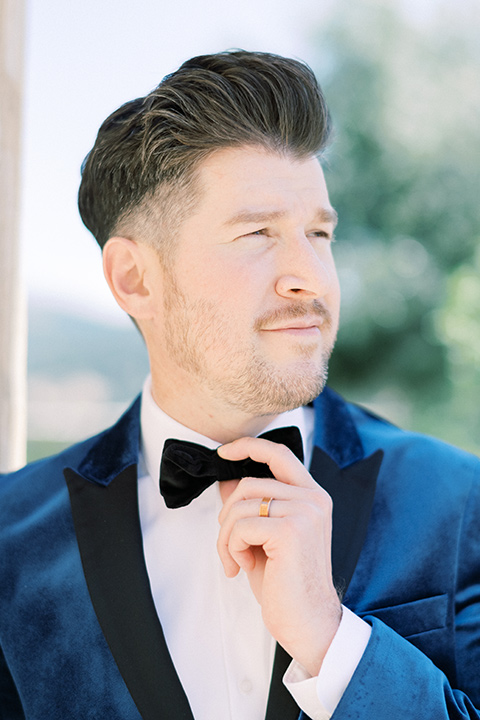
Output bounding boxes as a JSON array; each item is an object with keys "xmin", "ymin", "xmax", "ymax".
[
  {"xmin": 261, "ymin": 316, "xmax": 324, "ymax": 331},
  {"xmin": 260, "ymin": 319, "xmax": 323, "ymax": 337},
  {"xmin": 254, "ymin": 303, "xmax": 332, "ymax": 340},
  {"xmin": 263, "ymin": 326, "xmax": 321, "ymax": 336}
]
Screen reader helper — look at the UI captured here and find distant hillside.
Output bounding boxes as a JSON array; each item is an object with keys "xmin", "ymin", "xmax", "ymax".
[
  {"xmin": 27, "ymin": 304, "xmax": 150, "ymax": 458},
  {"xmin": 28, "ymin": 304, "xmax": 150, "ymax": 401}
]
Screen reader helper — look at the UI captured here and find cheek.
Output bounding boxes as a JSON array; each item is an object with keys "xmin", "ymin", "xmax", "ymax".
[
  {"xmin": 191, "ymin": 257, "xmax": 266, "ymax": 303},
  {"xmin": 325, "ymin": 260, "xmax": 341, "ymax": 309},
  {"xmin": 329, "ymin": 276, "xmax": 341, "ymax": 310}
]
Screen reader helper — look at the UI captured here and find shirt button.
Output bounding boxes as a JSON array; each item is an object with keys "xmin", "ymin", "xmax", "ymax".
[{"xmin": 240, "ymin": 678, "xmax": 253, "ymax": 695}]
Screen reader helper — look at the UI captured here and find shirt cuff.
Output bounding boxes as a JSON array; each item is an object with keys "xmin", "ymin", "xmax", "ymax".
[{"xmin": 283, "ymin": 606, "xmax": 371, "ymax": 720}]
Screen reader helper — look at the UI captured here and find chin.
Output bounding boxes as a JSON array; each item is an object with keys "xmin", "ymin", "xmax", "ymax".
[{"xmin": 242, "ymin": 367, "xmax": 328, "ymax": 416}]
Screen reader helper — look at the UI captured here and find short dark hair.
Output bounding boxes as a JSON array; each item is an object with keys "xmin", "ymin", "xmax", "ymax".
[{"xmin": 78, "ymin": 50, "xmax": 332, "ymax": 251}]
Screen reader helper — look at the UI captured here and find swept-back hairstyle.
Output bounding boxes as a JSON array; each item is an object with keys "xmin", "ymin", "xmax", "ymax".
[{"xmin": 78, "ymin": 50, "xmax": 331, "ymax": 251}]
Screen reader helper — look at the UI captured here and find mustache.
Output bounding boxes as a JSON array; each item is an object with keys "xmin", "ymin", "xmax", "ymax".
[{"xmin": 254, "ymin": 300, "xmax": 332, "ymax": 331}]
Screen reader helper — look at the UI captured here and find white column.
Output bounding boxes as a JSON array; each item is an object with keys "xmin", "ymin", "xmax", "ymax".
[{"xmin": 0, "ymin": 0, "xmax": 27, "ymax": 471}]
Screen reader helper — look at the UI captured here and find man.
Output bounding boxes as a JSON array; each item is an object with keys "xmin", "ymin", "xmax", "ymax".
[{"xmin": 0, "ymin": 50, "xmax": 479, "ymax": 720}]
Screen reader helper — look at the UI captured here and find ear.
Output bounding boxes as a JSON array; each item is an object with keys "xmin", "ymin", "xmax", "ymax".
[{"xmin": 103, "ymin": 237, "xmax": 161, "ymax": 320}]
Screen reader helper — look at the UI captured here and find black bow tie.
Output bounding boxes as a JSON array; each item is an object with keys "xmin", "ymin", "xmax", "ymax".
[{"xmin": 160, "ymin": 426, "xmax": 304, "ymax": 509}]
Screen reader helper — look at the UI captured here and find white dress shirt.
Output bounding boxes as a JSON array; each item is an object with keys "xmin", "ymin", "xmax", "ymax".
[{"xmin": 138, "ymin": 376, "xmax": 370, "ymax": 720}]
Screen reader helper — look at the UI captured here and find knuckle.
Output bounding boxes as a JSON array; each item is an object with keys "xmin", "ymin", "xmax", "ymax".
[
  {"xmin": 321, "ymin": 491, "xmax": 333, "ymax": 514},
  {"xmin": 238, "ymin": 476, "xmax": 254, "ymax": 490},
  {"xmin": 311, "ymin": 487, "xmax": 333, "ymax": 513},
  {"xmin": 276, "ymin": 444, "xmax": 292, "ymax": 460},
  {"xmin": 280, "ymin": 516, "xmax": 297, "ymax": 539},
  {"xmin": 303, "ymin": 501, "xmax": 321, "ymax": 521}
]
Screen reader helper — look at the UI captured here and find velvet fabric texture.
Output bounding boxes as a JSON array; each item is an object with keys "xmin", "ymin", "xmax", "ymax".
[
  {"xmin": 160, "ymin": 426, "xmax": 304, "ymax": 508},
  {"xmin": 0, "ymin": 387, "xmax": 479, "ymax": 719}
]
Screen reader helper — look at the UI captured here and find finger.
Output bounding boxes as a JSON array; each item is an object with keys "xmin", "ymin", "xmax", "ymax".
[
  {"xmin": 218, "ymin": 476, "xmax": 328, "ymax": 524},
  {"xmin": 218, "ymin": 478, "xmax": 287, "ymax": 523},
  {"xmin": 218, "ymin": 497, "xmax": 284, "ymax": 569},
  {"xmin": 222, "ymin": 512, "xmax": 332, "ymax": 576},
  {"xmin": 217, "ymin": 497, "xmax": 272, "ymax": 575},
  {"xmin": 219, "ymin": 495, "xmax": 332, "ymax": 551},
  {"xmin": 221, "ymin": 516, "xmax": 284, "ymax": 574},
  {"xmin": 218, "ymin": 495, "xmax": 333, "ymax": 575},
  {"xmin": 217, "ymin": 436, "xmax": 315, "ymax": 489}
]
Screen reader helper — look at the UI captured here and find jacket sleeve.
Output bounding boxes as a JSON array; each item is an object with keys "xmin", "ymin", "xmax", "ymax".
[{"xmin": 331, "ymin": 476, "xmax": 480, "ymax": 719}]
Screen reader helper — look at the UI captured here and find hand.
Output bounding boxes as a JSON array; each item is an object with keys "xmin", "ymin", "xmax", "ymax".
[{"xmin": 217, "ymin": 436, "xmax": 342, "ymax": 676}]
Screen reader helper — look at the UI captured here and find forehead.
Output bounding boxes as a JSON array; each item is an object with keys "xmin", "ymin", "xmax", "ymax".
[{"xmin": 193, "ymin": 145, "xmax": 332, "ymax": 219}]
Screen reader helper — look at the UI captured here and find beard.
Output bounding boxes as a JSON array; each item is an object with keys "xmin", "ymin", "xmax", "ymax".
[{"xmin": 163, "ymin": 274, "xmax": 336, "ymax": 417}]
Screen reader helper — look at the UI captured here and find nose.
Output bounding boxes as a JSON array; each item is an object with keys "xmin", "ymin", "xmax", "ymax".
[{"xmin": 274, "ymin": 234, "xmax": 337, "ymax": 300}]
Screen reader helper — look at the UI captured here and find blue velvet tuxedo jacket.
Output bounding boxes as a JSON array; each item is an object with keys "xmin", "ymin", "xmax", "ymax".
[{"xmin": 1, "ymin": 386, "xmax": 480, "ymax": 719}]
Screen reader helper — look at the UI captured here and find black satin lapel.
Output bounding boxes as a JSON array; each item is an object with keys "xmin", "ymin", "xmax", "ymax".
[
  {"xmin": 265, "ymin": 644, "xmax": 302, "ymax": 720},
  {"xmin": 310, "ymin": 447, "xmax": 383, "ymax": 595},
  {"xmin": 64, "ymin": 465, "xmax": 194, "ymax": 720}
]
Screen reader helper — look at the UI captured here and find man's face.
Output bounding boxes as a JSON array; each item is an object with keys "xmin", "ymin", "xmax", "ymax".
[{"xmin": 148, "ymin": 145, "xmax": 340, "ymax": 419}]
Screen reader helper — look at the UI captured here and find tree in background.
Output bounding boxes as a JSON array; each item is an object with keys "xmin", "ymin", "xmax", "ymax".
[{"xmin": 314, "ymin": 0, "xmax": 480, "ymax": 453}]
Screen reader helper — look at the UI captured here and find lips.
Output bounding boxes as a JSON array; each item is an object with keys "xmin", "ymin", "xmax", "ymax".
[
  {"xmin": 263, "ymin": 326, "xmax": 321, "ymax": 336},
  {"xmin": 261, "ymin": 317, "xmax": 324, "ymax": 332},
  {"xmin": 254, "ymin": 302, "xmax": 332, "ymax": 334}
]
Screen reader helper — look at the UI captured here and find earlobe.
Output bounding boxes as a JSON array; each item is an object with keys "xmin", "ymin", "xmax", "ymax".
[{"xmin": 103, "ymin": 237, "xmax": 158, "ymax": 319}]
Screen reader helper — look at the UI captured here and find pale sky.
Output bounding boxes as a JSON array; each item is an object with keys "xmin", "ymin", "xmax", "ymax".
[{"xmin": 19, "ymin": 0, "xmax": 458, "ymax": 325}]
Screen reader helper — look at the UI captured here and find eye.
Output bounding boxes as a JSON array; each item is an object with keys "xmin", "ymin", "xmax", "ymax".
[
  {"xmin": 238, "ymin": 228, "xmax": 268, "ymax": 239},
  {"xmin": 309, "ymin": 230, "xmax": 335, "ymax": 242}
]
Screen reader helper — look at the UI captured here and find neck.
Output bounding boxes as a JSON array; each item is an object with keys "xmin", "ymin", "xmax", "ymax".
[{"xmin": 149, "ymin": 376, "xmax": 279, "ymax": 444}]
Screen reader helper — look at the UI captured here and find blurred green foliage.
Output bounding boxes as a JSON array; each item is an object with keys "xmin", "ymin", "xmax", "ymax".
[{"xmin": 314, "ymin": 0, "xmax": 480, "ymax": 453}]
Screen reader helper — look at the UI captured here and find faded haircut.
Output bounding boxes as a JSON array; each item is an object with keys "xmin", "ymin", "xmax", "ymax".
[{"xmin": 78, "ymin": 50, "xmax": 332, "ymax": 253}]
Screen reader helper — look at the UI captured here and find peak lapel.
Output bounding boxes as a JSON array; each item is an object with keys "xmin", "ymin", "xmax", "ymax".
[
  {"xmin": 310, "ymin": 387, "xmax": 383, "ymax": 592},
  {"xmin": 64, "ymin": 398, "xmax": 194, "ymax": 720},
  {"xmin": 310, "ymin": 446, "xmax": 383, "ymax": 593},
  {"xmin": 64, "ymin": 465, "xmax": 194, "ymax": 720}
]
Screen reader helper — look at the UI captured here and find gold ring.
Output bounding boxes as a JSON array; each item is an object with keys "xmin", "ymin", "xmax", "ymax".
[{"xmin": 259, "ymin": 497, "xmax": 272, "ymax": 518}]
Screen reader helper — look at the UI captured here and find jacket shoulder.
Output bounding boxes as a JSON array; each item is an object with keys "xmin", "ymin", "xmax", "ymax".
[
  {"xmin": 352, "ymin": 398, "xmax": 478, "ymax": 466},
  {"xmin": 318, "ymin": 386, "xmax": 480, "ymax": 483},
  {"xmin": 0, "ymin": 395, "xmax": 141, "ymax": 517}
]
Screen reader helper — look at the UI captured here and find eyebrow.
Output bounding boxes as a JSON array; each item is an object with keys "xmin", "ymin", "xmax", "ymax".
[{"xmin": 223, "ymin": 207, "xmax": 338, "ymax": 229}]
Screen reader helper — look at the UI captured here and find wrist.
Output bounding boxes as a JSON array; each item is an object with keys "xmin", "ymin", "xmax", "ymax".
[{"xmin": 288, "ymin": 600, "xmax": 343, "ymax": 678}]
